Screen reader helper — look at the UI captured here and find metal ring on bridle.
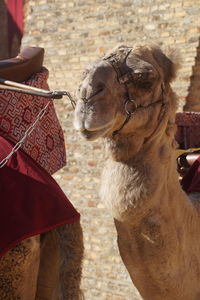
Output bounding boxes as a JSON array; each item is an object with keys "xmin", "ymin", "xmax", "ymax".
[{"xmin": 125, "ymin": 99, "xmax": 137, "ymax": 115}]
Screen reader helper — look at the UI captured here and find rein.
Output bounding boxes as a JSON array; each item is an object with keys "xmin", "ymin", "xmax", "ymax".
[
  {"xmin": 103, "ymin": 48, "xmax": 168, "ymax": 137},
  {"xmin": 0, "ymin": 78, "xmax": 76, "ymax": 107}
]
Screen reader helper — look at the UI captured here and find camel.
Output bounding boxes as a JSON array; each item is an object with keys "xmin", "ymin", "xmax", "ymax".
[
  {"xmin": 0, "ymin": 222, "xmax": 83, "ymax": 300},
  {"xmin": 74, "ymin": 44, "xmax": 200, "ymax": 300},
  {"xmin": 0, "ymin": 47, "xmax": 84, "ymax": 300}
]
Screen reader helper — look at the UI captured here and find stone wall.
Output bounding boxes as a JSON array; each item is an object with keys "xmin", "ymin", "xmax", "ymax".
[{"xmin": 21, "ymin": 0, "xmax": 200, "ymax": 299}]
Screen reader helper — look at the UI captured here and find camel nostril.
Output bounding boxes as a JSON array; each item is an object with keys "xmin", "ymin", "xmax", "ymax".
[
  {"xmin": 91, "ymin": 87, "xmax": 105, "ymax": 99},
  {"xmin": 96, "ymin": 82, "xmax": 105, "ymax": 90},
  {"xmin": 94, "ymin": 86, "xmax": 105, "ymax": 96},
  {"xmin": 80, "ymin": 87, "xmax": 87, "ymax": 100}
]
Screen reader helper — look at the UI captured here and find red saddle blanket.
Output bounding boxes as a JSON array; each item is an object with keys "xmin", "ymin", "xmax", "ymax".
[
  {"xmin": 0, "ymin": 67, "xmax": 66, "ymax": 175},
  {"xmin": 0, "ymin": 137, "xmax": 80, "ymax": 257}
]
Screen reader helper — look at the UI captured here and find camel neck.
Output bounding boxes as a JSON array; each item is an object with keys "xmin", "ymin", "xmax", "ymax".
[
  {"xmin": 103, "ymin": 130, "xmax": 200, "ymax": 300},
  {"xmin": 101, "ymin": 128, "xmax": 194, "ymax": 225}
]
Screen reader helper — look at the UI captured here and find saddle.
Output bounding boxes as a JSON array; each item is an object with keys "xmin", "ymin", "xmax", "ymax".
[
  {"xmin": 0, "ymin": 47, "xmax": 44, "ymax": 82},
  {"xmin": 0, "ymin": 47, "xmax": 66, "ymax": 174},
  {"xmin": 0, "ymin": 48, "xmax": 80, "ymax": 257}
]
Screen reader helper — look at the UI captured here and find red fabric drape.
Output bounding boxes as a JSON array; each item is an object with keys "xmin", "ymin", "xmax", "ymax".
[
  {"xmin": 7, "ymin": 0, "xmax": 24, "ymax": 55},
  {"xmin": 0, "ymin": 136, "xmax": 80, "ymax": 257}
]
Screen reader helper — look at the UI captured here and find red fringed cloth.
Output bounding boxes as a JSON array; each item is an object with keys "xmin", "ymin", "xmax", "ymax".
[
  {"xmin": 0, "ymin": 67, "xmax": 66, "ymax": 174},
  {"xmin": 175, "ymin": 112, "xmax": 200, "ymax": 149},
  {"xmin": 0, "ymin": 136, "xmax": 80, "ymax": 257}
]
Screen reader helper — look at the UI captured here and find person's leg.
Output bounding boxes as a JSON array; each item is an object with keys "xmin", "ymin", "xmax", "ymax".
[{"xmin": 0, "ymin": 235, "xmax": 40, "ymax": 300}]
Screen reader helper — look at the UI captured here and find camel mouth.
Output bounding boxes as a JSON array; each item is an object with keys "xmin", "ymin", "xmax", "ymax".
[{"xmin": 80, "ymin": 125, "xmax": 111, "ymax": 141}]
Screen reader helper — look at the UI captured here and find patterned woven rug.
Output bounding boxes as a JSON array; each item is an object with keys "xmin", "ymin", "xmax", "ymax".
[
  {"xmin": 176, "ymin": 112, "xmax": 200, "ymax": 150},
  {"xmin": 0, "ymin": 67, "xmax": 66, "ymax": 174}
]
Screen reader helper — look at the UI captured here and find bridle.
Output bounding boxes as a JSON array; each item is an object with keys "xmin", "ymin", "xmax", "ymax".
[{"xmin": 103, "ymin": 47, "xmax": 168, "ymax": 137}]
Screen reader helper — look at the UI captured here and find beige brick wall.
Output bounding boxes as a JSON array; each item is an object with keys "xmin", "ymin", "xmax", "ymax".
[{"xmin": 20, "ymin": 0, "xmax": 200, "ymax": 299}]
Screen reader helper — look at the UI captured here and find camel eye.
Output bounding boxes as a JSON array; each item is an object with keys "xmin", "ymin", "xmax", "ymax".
[
  {"xmin": 132, "ymin": 71, "xmax": 154, "ymax": 90},
  {"xmin": 137, "ymin": 80, "xmax": 153, "ymax": 90}
]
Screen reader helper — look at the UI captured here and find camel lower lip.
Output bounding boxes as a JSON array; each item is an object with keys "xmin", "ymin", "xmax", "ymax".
[
  {"xmin": 80, "ymin": 127, "xmax": 110, "ymax": 140},
  {"xmin": 81, "ymin": 130, "xmax": 96, "ymax": 139}
]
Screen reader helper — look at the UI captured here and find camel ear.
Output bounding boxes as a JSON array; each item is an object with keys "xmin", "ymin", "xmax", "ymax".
[{"xmin": 152, "ymin": 47, "xmax": 179, "ymax": 84}]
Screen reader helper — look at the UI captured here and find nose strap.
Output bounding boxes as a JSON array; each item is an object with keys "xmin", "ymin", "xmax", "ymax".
[{"xmin": 103, "ymin": 48, "xmax": 140, "ymax": 136}]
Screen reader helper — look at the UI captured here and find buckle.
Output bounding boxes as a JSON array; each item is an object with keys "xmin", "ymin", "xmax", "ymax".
[{"xmin": 119, "ymin": 74, "xmax": 129, "ymax": 84}]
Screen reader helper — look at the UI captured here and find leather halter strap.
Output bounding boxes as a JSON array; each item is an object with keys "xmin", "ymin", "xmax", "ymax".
[{"xmin": 103, "ymin": 48, "xmax": 167, "ymax": 136}]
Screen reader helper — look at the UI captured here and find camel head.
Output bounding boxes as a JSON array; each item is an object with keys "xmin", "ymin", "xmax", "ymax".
[{"xmin": 74, "ymin": 45, "xmax": 178, "ymax": 150}]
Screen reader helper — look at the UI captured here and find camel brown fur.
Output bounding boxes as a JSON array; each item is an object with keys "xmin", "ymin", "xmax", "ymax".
[
  {"xmin": 0, "ymin": 222, "xmax": 83, "ymax": 300},
  {"xmin": 74, "ymin": 44, "xmax": 200, "ymax": 300}
]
